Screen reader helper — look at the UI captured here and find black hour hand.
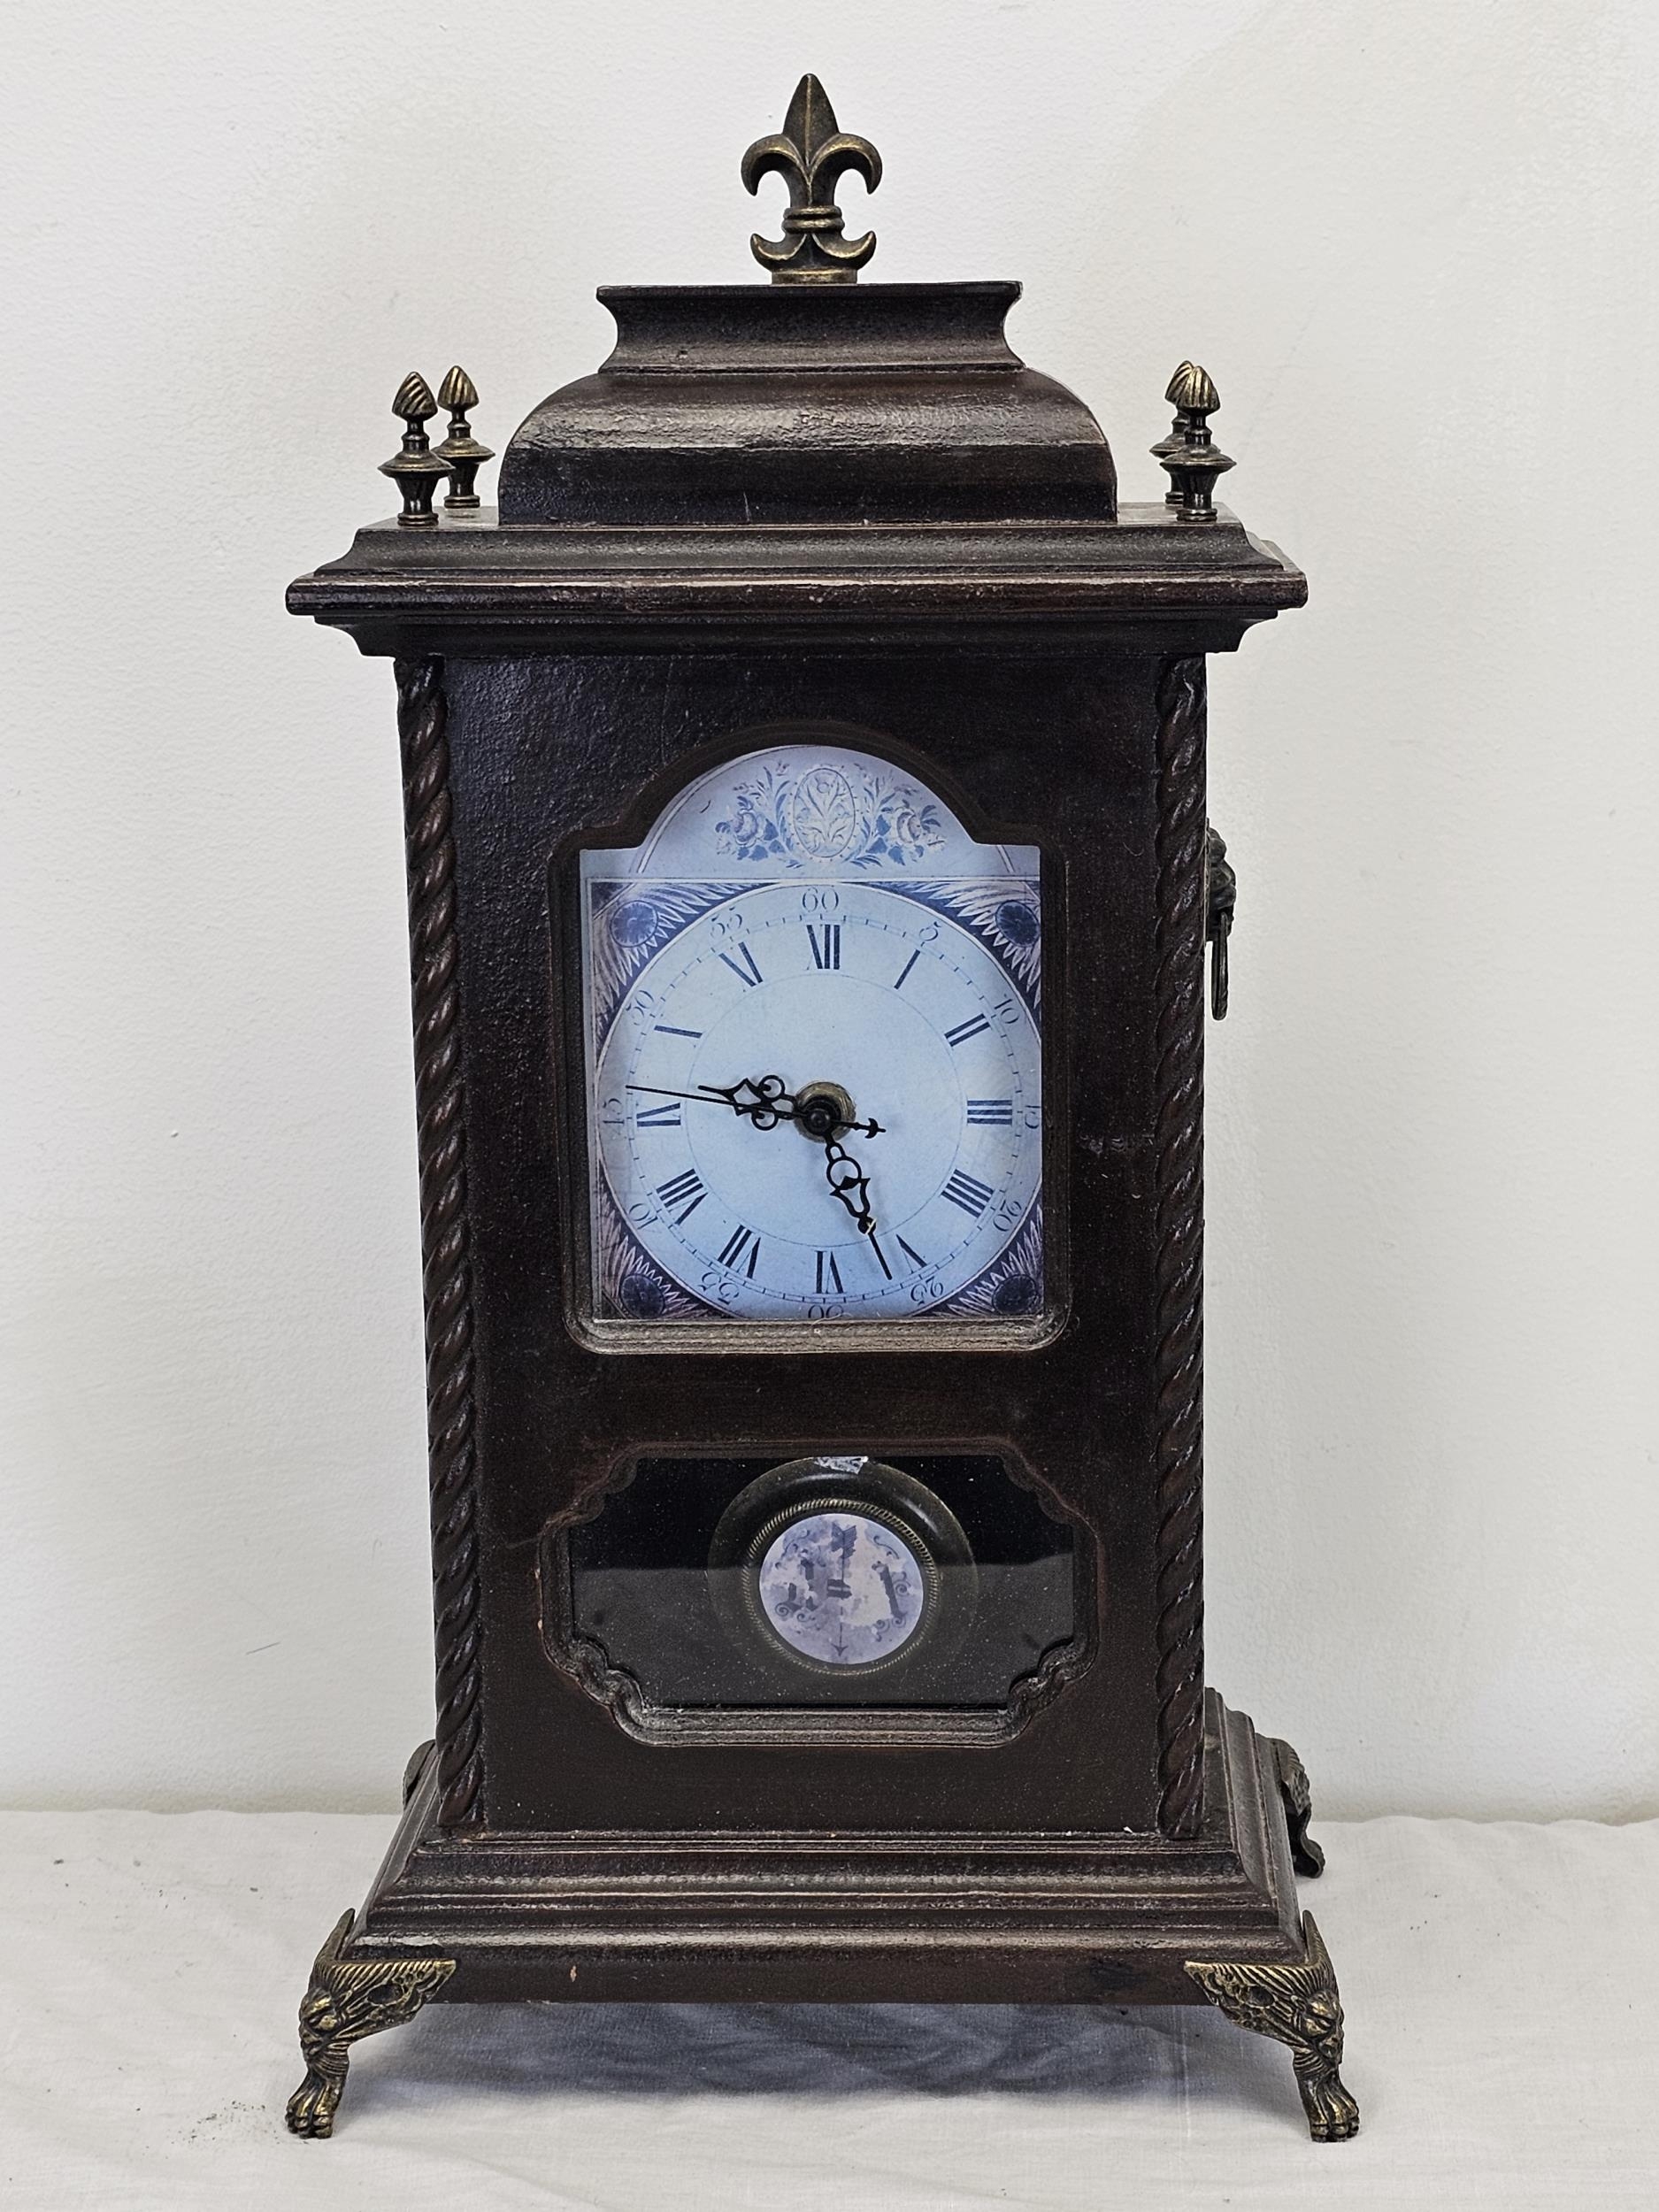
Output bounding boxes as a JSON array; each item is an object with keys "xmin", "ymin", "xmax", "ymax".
[
  {"xmin": 704, "ymin": 1077, "xmax": 881, "ymax": 1141},
  {"xmin": 703, "ymin": 1074, "xmax": 795, "ymax": 1130}
]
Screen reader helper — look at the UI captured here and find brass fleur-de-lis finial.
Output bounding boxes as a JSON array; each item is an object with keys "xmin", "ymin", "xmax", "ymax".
[
  {"xmin": 1155, "ymin": 362, "xmax": 1235, "ymax": 523},
  {"xmin": 379, "ymin": 372, "xmax": 449, "ymax": 528},
  {"xmin": 741, "ymin": 74, "xmax": 882, "ymax": 285},
  {"xmin": 434, "ymin": 365, "xmax": 494, "ymax": 511}
]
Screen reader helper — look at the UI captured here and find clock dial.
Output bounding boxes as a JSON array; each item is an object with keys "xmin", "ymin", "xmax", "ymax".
[
  {"xmin": 580, "ymin": 741, "xmax": 1044, "ymax": 1327},
  {"xmin": 592, "ymin": 880, "xmax": 1039, "ymax": 1317}
]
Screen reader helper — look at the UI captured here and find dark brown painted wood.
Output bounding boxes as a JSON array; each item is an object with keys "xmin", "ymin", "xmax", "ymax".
[{"xmin": 288, "ymin": 272, "xmax": 1313, "ymax": 2025}]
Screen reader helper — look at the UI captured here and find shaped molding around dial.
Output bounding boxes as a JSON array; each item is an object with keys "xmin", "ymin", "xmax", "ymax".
[{"xmin": 574, "ymin": 736, "xmax": 1048, "ymax": 1335}]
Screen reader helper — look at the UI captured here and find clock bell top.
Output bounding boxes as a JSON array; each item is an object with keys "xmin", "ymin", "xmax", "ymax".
[
  {"xmin": 289, "ymin": 77, "xmax": 1304, "ymax": 655},
  {"xmin": 500, "ymin": 280, "xmax": 1116, "ymax": 528}
]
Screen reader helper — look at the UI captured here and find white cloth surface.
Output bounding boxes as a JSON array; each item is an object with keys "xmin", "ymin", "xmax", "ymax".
[{"xmin": 0, "ymin": 1808, "xmax": 1654, "ymax": 2208}]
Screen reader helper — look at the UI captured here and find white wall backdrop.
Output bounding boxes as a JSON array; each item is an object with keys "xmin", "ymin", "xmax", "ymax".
[{"xmin": 3, "ymin": 0, "xmax": 1655, "ymax": 1819}]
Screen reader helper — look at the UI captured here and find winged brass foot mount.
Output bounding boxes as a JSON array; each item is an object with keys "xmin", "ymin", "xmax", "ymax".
[
  {"xmin": 285, "ymin": 1909, "xmax": 456, "ymax": 2139},
  {"xmin": 1269, "ymin": 1733, "xmax": 1326, "ymax": 1878},
  {"xmin": 1184, "ymin": 1734, "xmax": 1356, "ymax": 2141},
  {"xmin": 1187, "ymin": 1911, "xmax": 1359, "ymax": 2141}
]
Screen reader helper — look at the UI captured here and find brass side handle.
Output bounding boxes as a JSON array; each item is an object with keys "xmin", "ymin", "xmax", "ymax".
[{"xmin": 1205, "ymin": 826, "xmax": 1235, "ymax": 1019}]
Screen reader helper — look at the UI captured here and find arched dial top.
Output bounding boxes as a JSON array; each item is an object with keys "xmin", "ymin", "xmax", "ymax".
[{"xmin": 579, "ymin": 741, "xmax": 1046, "ymax": 1331}]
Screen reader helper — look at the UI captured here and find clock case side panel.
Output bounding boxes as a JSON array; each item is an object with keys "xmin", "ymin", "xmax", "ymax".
[{"xmin": 434, "ymin": 649, "xmax": 1196, "ymax": 1837}]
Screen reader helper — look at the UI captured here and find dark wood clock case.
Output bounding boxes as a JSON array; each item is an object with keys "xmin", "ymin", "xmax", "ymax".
[{"xmin": 281, "ymin": 91, "xmax": 1358, "ymax": 2145}]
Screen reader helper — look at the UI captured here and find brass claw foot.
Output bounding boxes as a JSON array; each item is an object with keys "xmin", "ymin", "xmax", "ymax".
[
  {"xmin": 1187, "ymin": 1913, "xmax": 1360, "ymax": 2141},
  {"xmin": 285, "ymin": 1909, "xmax": 456, "ymax": 2139},
  {"xmin": 1268, "ymin": 1735, "xmax": 1325, "ymax": 1878}
]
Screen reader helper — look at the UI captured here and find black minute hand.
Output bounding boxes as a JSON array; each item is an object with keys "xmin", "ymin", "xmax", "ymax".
[
  {"xmin": 626, "ymin": 1084, "xmax": 737, "ymax": 1109},
  {"xmin": 624, "ymin": 1079, "xmax": 794, "ymax": 1125}
]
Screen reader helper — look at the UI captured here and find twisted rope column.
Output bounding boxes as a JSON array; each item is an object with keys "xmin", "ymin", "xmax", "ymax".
[
  {"xmin": 1151, "ymin": 654, "xmax": 1208, "ymax": 1836},
  {"xmin": 396, "ymin": 657, "xmax": 483, "ymax": 1829}
]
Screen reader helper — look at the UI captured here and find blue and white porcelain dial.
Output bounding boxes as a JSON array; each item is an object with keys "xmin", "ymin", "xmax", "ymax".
[{"xmin": 581, "ymin": 741, "xmax": 1044, "ymax": 1326}]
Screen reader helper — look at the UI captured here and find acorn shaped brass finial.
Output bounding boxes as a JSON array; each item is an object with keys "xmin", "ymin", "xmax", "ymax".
[
  {"xmin": 1156, "ymin": 362, "xmax": 1234, "ymax": 524},
  {"xmin": 380, "ymin": 373, "xmax": 449, "ymax": 529},
  {"xmin": 435, "ymin": 365, "xmax": 494, "ymax": 511},
  {"xmin": 1150, "ymin": 361, "xmax": 1196, "ymax": 507},
  {"xmin": 741, "ymin": 74, "xmax": 882, "ymax": 285}
]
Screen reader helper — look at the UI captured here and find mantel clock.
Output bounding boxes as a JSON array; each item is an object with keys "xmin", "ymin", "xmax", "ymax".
[{"xmin": 283, "ymin": 77, "xmax": 1357, "ymax": 2143}]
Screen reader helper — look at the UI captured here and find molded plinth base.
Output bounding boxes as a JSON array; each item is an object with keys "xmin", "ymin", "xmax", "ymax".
[{"xmin": 287, "ymin": 1691, "xmax": 1356, "ymax": 2139}]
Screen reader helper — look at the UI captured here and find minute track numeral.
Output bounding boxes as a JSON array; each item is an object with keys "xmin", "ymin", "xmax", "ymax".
[
  {"xmin": 941, "ymin": 1170, "xmax": 995, "ymax": 1217},
  {"xmin": 966, "ymin": 1097, "xmax": 1013, "ymax": 1124},
  {"xmin": 718, "ymin": 943, "xmax": 764, "ymax": 988},
  {"xmin": 656, "ymin": 1168, "xmax": 706, "ymax": 1224},
  {"xmin": 945, "ymin": 1014, "xmax": 991, "ymax": 1048},
  {"xmin": 806, "ymin": 923, "xmax": 841, "ymax": 970}
]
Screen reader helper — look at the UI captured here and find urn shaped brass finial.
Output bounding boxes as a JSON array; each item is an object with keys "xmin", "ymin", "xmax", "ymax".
[
  {"xmin": 435, "ymin": 365, "xmax": 494, "ymax": 511},
  {"xmin": 1150, "ymin": 362, "xmax": 1196, "ymax": 507},
  {"xmin": 1155, "ymin": 362, "xmax": 1235, "ymax": 524},
  {"xmin": 741, "ymin": 74, "xmax": 882, "ymax": 284},
  {"xmin": 380, "ymin": 372, "xmax": 449, "ymax": 529}
]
